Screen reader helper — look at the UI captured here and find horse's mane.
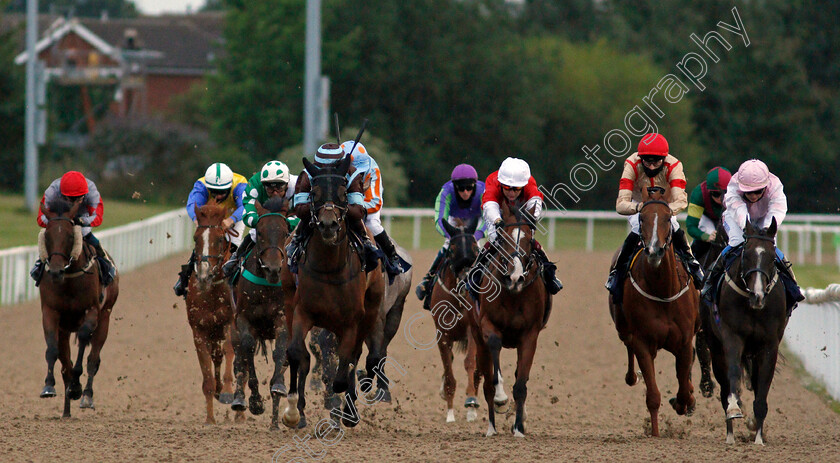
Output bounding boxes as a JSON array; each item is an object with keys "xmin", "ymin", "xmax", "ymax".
[
  {"xmin": 263, "ymin": 197, "xmax": 287, "ymax": 213},
  {"xmin": 48, "ymin": 198, "xmax": 74, "ymax": 216}
]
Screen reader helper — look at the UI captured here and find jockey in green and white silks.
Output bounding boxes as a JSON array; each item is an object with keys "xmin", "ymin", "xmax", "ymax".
[
  {"xmin": 222, "ymin": 160, "xmax": 300, "ymax": 278},
  {"xmin": 701, "ymin": 159, "xmax": 804, "ymax": 310}
]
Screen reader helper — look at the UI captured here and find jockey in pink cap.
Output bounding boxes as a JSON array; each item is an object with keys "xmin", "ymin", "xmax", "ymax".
[{"xmin": 701, "ymin": 159, "xmax": 804, "ymax": 311}]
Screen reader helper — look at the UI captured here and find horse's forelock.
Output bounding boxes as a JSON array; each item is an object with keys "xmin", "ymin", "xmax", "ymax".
[
  {"xmin": 48, "ymin": 198, "xmax": 73, "ymax": 216},
  {"xmin": 263, "ymin": 197, "xmax": 286, "ymax": 213}
]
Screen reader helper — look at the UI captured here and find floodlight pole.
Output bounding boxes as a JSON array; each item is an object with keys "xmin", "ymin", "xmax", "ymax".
[
  {"xmin": 303, "ymin": 0, "xmax": 321, "ymax": 158},
  {"xmin": 25, "ymin": 0, "xmax": 39, "ymax": 211}
]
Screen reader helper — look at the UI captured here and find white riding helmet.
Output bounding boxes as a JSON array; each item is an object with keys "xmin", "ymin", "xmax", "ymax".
[
  {"xmin": 260, "ymin": 160, "xmax": 290, "ymax": 184},
  {"xmin": 205, "ymin": 162, "xmax": 234, "ymax": 189},
  {"xmin": 497, "ymin": 157, "xmax": 531, "ymax": 188}
]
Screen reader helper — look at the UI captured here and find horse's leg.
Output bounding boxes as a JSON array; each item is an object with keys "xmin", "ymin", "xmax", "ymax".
[
  {"xmin": 696, "ymin": 327, "xmax": 715, "ymax": 398},
  {"xmin": 69, "ymin": 308, "xmax": 98, "ymax": 402},
  {"xmin": 334, "ymin": 327, "xmax": 363, "ymax": 428},
  {"xmin": 707, "ymin": 330, "xmax": 736, "ymax": 443},
  {"xmin": 231, "ymin": 317, "xmax": 249, "ymax": 421},
  {"xmin": 669, "ymin": 340, "xmax": 696, "ymax": 416},
  {"xmin": 464, "ymin": 327, "xmax": 480, "ymax": 422},
  {"xmin": 316, "ymin": 329, "xmax": 340, "ymax": 410},
  {"xmin": 191, "ymin": 329, "xmax": 217, "ymax": 424},
  {"xmin": 220, "ymin": 323, "xmax": 236, "ymax": 403},
  {"xmin": 721, "ymin": 332, "xmax": 746, "ymax": 423},
  {"xmin": 282, "ymin": 310, "xmax": 312, "ymax": 429},
  {"xmin": 511, "ymin": 329, "xmax": 539, "ymax": 437},
  {"xmin": 750, "ymin": 345, "xmax": 780, "ymax": 445},
  {"xmin": 631, "ymin": 340, "xmax": 661, "ymax": 437},
  {"xmin": 475, "ymin": 333, "xmax": 497, "ymax": 437},
  {"xmin": 40, "ymin": 309, "xmax": 60, "ymax": 398},
  {"xmin": 58, "ymin": 331, "xmax": 73, "ymax": 418},
  {"xmin": 247, "ymin": 345, "xmax": 265, "ymax": 416},
  {"xmin": 376, "ymin": 297, "xmax": 406, "ymax": 402},
  {"xmin": 80, "ymin": 311, "xmax": 111, "ymax": 410},
  {"xmin": 625, "ymin": 344, "xmax": 639, "ymax": 386},
  {"xmin": 436, "ymin": 336, "xmax": 457, "ymax": 423},
  {"xmin": 486, "ymin": 330, "xmax": 508, "ymax": 412},
  {"xmin": 363, "ymin": 320, "xmax": 385, "ymax": 402},
  {"xmin": 270, "ymin": 320, "xmax": 289, "ymax": 430}
]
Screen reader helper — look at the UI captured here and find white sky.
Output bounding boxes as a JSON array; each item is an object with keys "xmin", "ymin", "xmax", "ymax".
[{"xmin": 133, "ymin": 0, "xmax": 205, "ymax": 15}]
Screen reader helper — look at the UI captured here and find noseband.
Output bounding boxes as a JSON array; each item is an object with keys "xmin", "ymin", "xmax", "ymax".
[
  {"xmin": 737, "ymin": 234, "xmax": 779, "ymax": 296},
  {"xmin": 310, "ymin": 173, "xmax": 349, "ymax": 229},
  {"xmin": 498, "ymin": 220, "xmax": 538, "ymax": 277}
]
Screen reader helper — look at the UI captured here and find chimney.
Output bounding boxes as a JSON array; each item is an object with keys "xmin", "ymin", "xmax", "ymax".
[{"xmin": 124, "ymin": 28, "xmax": 138, "ymax": 50}]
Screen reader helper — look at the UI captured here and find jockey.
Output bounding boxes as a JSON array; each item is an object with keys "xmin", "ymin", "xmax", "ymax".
[
  {"xmin": 605, "ymin": 133, "xmax": 703, "ymax": 301},
  {"xmin": 173, "ymin": 162, "xmax": 248, "ymax": 297},
  {"xmin": 469, "ymin": 157, "xmax": 563, "ymax": 295},
  {"xmin": 415, "ymin": 163, "xmax": 486, "ymax": 308},
  {"xmin": 701, "ymin": 159, "xmax": 805, "ymax": 309},
  {"xmin": 30, "ymin": 171, "xmax": 115, "ymax": 287},
  {"xmin": 340, "ymin": 140, "xmax": 410, "ymax": 278},
  {"xmin": 686, "ymin": 167, "xmax": 731, "ymax": 260},
  {"xmin": 286, "ymin": 143, "xmax": 380, "ymax": 273},
  {"xmin": 222, "ymin": 160, "xmax": 300, "ymax": 278}
]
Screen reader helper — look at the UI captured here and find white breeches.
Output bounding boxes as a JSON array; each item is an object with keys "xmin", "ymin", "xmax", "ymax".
[
  {"xmin": 366, "ymin": 211, "xmax": 384, "ymax": 236},
  {"xmin": 628, "ymin": 213, "xmax": 680, "ymax": 234},
  {"xmin": 230, "ymin": 221, "xmax": 245, "ymax": 247}
]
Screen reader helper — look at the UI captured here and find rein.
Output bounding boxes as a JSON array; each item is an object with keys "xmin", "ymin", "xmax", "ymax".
[
  {"xmin": 253, "ymin": 212, "xmax": 289, "ymax": 272},
  {"xmin": 725, "ymin": 234, "xmax": 780, "ymax": 298},
  {"xmin": 627, "ymin": 249, "xmax": 692, "ymax": 303},
  {"xmin": 638, "ymin": 200, "xmax": 673, "ymax": 250}
]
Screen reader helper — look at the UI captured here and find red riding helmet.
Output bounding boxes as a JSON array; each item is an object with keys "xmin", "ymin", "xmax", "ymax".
[
  {"xmin": 638, "ymin": 133, "xmax": 669, "ymax": 157},
  {"xmin": 60, "ymin": 171, "xmax": 89, "ymax": 196}
]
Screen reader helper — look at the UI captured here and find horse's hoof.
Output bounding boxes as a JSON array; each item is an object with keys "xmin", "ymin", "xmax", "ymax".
[
  {"xmin": 699, "ymin": 378, "xmax": 715, "ymax": 398},
  {"xmin": 218, "ymin": 392, "xmax": 235, "ymax": 404},
  {"xmin": 342, "ymin": 416, "xmax": 359, "ymax": 428},
  {"xmin": 281, "ymin": 394, "xmax": 300, "ymax": 428},
  {"xmin": 726, "ymin": 410, "xmax": 744, "ymax": 420},
  {"xmin": 745, "ymin": 415, "xmax": 758, "ymax": 432},
  {"xmin": 234, "ymin": 411, "xmax": 246, "ymax": 423},
  {"xmin": 377, "ymin": 389, "xmax": 392, "ymax": 403},
  {"xmin": 324, "ymin": 394, "xmax": 342, "ymax": 411},
  {"xmin": 231, "ymin": 396, "xmax": 247, "ymax": 412},
  {"xmin": 485, "ymin": 423, "xmax": 497, "ymax": 437},
  {"xmin": 511, "ymin": 423, "xmax": 526, "ymax": 437},
  {"xmin": 446, "ymin": 409, "xmax": 456, "ymax": 423},
  {"xmin": 249, "ymin": 397, "xmax": 265, "ymax": 416},
  {"xmin": 79, "ymin": 394, "xmax": 95, "ymax": 410},
  {"xmin": 464, "ymin": 397, "xmax": 479, "ymax": 408},
  {"xmin": 271, "ymin": 383, "xmax": 288, "ymax": 397},
  {"xmin": 40, "ymin": 386, "xmax": 56, "ymax": 398},
  {"xmin": 296, "ymin": 414, "xmax": 308, "ymax": 429},
  {"xmin": 493, "ymin": 399, "xmax": 509, "ymax": 414},
  {"xmin": 466, "ymin": 408, "xmax": 478, "ymax": 422},
  {"xmin": 67, "ymin": 383, "xmax": 82, "ymax": 401}
]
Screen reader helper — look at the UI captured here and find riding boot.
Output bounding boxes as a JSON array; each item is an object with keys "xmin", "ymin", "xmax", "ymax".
[
  {"xmin": 605, "ymin": 232, "xmax": 641, "ymax": 300},
  {"xmin": 673, "ymin": 228, "xmax": 705, "ymax": 289},
  {"xmin": 86, "ymin": 233, "xmax": 115, "ymax": 287},
  {"xmin": 223, "ymin": 233, "xmax": 253, "ymax": 278},
  {"xmin": 701, "ymin": 245, "xmax": 731, "ymax": 303},
  {"xmin": 374, "ymin": 229, "xmax": 409, "ymax": 277},
  {"xmin": 30, "ymin": 259, "xmax": 45, "ymax": 286},
  {"xmin": 174, "ymin": 250, "xmax": 196, "ymax": 298},
  {"xmin": 286, "ymin": 221, "xmax": 313, "ymax": 273},
  {"xmin": 534, "ymin": 245, "xmax": 563, "ymax": 295},
  {"xmin": 775, "ymin": 253, "xmax": 805, "ymax": 312},
  {"xmin": 416, "ymin": 247, "xmax": 446, "ymax": 302}
]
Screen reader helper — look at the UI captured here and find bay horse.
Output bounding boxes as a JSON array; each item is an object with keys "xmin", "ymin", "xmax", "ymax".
[
  {"xmin": 39, "ymin": 199, "xmax": 119, "ymax": 418},
  {"xmin": 471, "ymin": 201, "xmax": 551, "ymax": 437},
  {"xmin": 608, "ymin": 188, "xmax": 699, "ymax": 437},
  {"xmin": 430, "ymin": 218, "xmax": 481, "ymax": 423},
  {"xmin": 230, "ymin": 197, "xmax": 292, "ymax": 429},
  {"xmin": 185, "ymin": 203, "xmax": 238, "ymax": 424},
  {"xmin": 697, "ymin": 219, "xmax": 728, "ymax": 398},
  {"xmin": 705, "ymin": 218, "xmax": 787, "ymax": 445},
  {"xmin": 281, "ymin": 156, "xmax": 385, "ymax": 429}
]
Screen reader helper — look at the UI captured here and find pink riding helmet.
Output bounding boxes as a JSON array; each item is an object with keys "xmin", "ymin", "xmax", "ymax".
[{"xmin": 737, "ymin": 159, "xmax": 771, "ymax": 192}]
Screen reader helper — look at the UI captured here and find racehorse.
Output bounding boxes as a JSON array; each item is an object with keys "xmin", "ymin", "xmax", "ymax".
[
  {"xmin": 608, "ymin": 188, "xmax": 699, "ymax": 437},
  {"xmin": 697, "ymin": 219, "xmax": 728, "ymax": 398},
  {"xmin": 185, "ymin": 203, "xmax": 238, "ymax": 424},
  {"xmin": 470, "ymin": 201, "xmax": 551, "ymax": 437},
  {"xmin": 704, "ymin": 218, "xmax": 787, "ymax": 445},
  {"xmin": 38, "ymin": 199, "xmax": 119, "ymax": 418},
  {"xmin": 229, "ymin": 197, "xmax": 292, "ymax": 429},
  {"xmin": 282, "ymin": 156, "xmax": 385, "ymax": 429},
  {"xmin": 430, "ymin": 218, "xmax": 481, "ymax": 423}
]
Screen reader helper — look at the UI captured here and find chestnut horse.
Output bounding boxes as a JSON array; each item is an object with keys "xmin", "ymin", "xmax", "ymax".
[
  {"xmin": 185, "ymin": 204, "xmax": 237, "ymax": 424},
  {"xmin": 230, "ymin": 197, "xmax": 292, "ymax": 429},
  {"xmin": 705, "ymin": 219, "xmax": 787, "ymax": 445},
  {"xmin": 430, "ymin": 218, "xmax": 481, "ymax": 423},
  {"xmin": 39, "ymin": 199, "xmax": 119, "ymax": 418},
  {"xmin": 471, "ymin": 201, "xmax": 550, "ymax": 437},
  {"xmin": 608, "ymin": 188, "xmax": 699, "ymax": 437},
  {"xmin": 281, "ymin": 156, "xmax": 385, "ymax": 429}
]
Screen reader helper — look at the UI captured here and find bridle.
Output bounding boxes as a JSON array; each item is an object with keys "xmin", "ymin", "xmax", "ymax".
[
  {"xmin": 309, "ymin": 173, "xmax": 349, "ymax": 230},
  {"xmin": 194, "ymin": 223, "xmax": 231, "ymax": 271},
  {"xmin": 44, "ymin": 216, "xmax": 93, "ymax": 276},
  {"xmin": 731, "ymin": 234, "xmax": 779, "ymax": 296},
  {"xmin": 253, "ymin": 212, "xmax": 288, "ymax": 272},
  {"xmin": 497, "ymin": 220, "xmax": 538, "ymax": 280},
  {"xmin": 638, "ymin": 200, "xmax": 673, "ymax": 251}
]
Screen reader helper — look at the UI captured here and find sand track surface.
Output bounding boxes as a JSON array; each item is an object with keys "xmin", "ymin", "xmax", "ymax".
[{"xmin": 3, "ymin": 250, "xmax": 838, "ymax": 462}]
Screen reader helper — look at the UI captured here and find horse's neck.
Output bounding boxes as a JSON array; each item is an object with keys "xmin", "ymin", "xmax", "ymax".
[
  {"xmin": 637, "ymin": 246, "xmax": 682, "ymax": 289},
  {"xmin": 307, "ymin": 231, "xmax": 350, "ymax": 271}
]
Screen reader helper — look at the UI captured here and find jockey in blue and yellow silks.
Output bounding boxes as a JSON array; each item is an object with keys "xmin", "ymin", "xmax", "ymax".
[{"xmin": 174, "ymin": 162, "xmax": 248, "ymax": 297}]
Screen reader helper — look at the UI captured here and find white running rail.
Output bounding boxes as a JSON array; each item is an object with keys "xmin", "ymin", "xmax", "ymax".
[
  {"xmin": 0, "ymin": 209, "xmax": 193, "ymax": 306},
  {"xmin": 785, "ymin": 285, "xmax": 840, "ymax": 401}
]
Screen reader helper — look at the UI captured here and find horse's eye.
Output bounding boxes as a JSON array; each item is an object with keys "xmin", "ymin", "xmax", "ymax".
[{"xmin": 311, "ymin": 186, "xmax": 322, "ymax": 202}]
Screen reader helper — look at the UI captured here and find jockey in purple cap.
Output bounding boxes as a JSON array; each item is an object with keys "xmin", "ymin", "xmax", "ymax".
[{"xmin": 415, "ymin": 164, "xmax": 486, "ymax": 308}]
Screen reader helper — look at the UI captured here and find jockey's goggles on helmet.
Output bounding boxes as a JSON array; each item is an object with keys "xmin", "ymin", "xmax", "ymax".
[
  {"xmin": 640, "ymin": 155, "xmax": 664, "ymax": 165},
  {"xmin": 208, "ymin": 187, "xmax": 229, "ymax": 197},
  {"xmin": 263, "ymin": 181, "xmax": 287, "ymax": 192},
  {"xmin": 61, "ymin": 194, "xmax": 84, "ymax": 202},
  {"xmin": 454, "ymin": 180, "xmax": 476, "ymax": 192},
  {"xmin": 502, "ymin": 185, "xmax": 523, "ymax": 192},
  {"xmin": 710, "ymin": 190, "xmax": 723, "ymax": 198}
]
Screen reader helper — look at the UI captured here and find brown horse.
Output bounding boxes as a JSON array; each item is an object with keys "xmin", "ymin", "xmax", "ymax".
[
  {"xmin": 705, "ymin": 218, "xmax": 787, "ymax": 445},
  {"xmin": 281, "ymin": 156, "xmax": 385, "ymax": 429},
  {"xmin": 608, "ymin": 188, "xmax": 699, "ymax": 437},
  {"xmin": 470, "ymin": 201, "xmax": 550, "ymax": 437},
  {"xmin": 185, "ymin": 204, "xmax": 238, "ymax": 424},
  {"xmin": 230, "ymin": 197, "xmax": 292, "ymax": 429},
  {"xmin": 430, "ymin": 218, "xmax": 481, "ymax": 423},
  {"xmin": 39, "ymin": 199, "xmax": 119, "ymax": 418},
  {"xmin": 697, "ymin": 219, "xmax": 728, "ymax": 398}
]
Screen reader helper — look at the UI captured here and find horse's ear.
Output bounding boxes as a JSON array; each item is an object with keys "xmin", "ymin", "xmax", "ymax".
[
  {"xmin": 441, "ymin": 220, "xmax": 459, "ymax": 238},
  {"xmin": 465, "ymin": 217, "xmax": 479, "ymax": 235},
  {"xmin": 338, "ymin": 154, "xmax": 352, "ymax": 175},
  {"xmin": 767, "ymin": 217, "xmax": 778, "ymax": 237},
  {"xmin": 194, "ymin": 204, "xmax": 201, "ymax": 219},
  {"xmin": 745, "ymin": 220, "xmax": 756, "ymax": 235},
  {"xmin": 302, "ymin": 157, "xmax": 319, "ymax": 177},
  {"xmin": 255, "ymin": 200, "xmax": 266, "ymax": 216},
  {"xmin": 68, "ymin": 199, "xmax": 82, "ymax": 219}
]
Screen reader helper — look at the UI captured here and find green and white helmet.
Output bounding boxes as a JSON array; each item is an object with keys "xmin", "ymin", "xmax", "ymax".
[
  {"xmin": 205, "ymin": 162, "xmax": 233, "ymax": 189},
  {"xmin": 260, "ymin": 160, "xmax": 290, "ymax": 184}
]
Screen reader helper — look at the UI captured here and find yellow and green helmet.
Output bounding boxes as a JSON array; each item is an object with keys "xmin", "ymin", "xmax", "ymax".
[{"xmin": 260, "ymin": 160, "xmax": 290, "ymax": 184}]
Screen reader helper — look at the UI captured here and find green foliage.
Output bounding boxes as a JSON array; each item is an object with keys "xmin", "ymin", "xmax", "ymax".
[
  {"xmin": 5, "ymin": 0, "xmax": 138, "ymax": 17},
  {"xmin": 0, "ymin": 3, "xmax": 24, "ymax": 191}
]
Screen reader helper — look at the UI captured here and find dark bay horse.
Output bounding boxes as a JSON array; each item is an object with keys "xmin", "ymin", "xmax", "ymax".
[
  {"xmin": 705, "ymin": 218, "xmax": 787, "ymax": 445},
  {"xmin": 431, "ymin": 218, "xmax": 481, "ymax": 423},
  {"xmin": 608, "ymin": 189, "xmax": 699, "ymax": 437},
  {"xmin": 282, "ymin": 156, "xmax": 385, "ymax": 429},
  {"xmin": 185, "ymin": 204, "xmax": 237, "ymax": 424},
  {"xmin": 230, "ymin": 197, "xmax": 292, "ymax": 429},
  {"xmin": 471, "ymin": 201, "xmax": 550, "ymax": 437},
  {"xmin": 39, "ymin": 199, "xmax": 119, "ymax": 418},
  {"xmin": 697, "ymin": 219, "xmax": 728, "ymax": 398}
]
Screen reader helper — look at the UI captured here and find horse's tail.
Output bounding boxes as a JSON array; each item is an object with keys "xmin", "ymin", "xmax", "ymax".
[
  {"xmin": 453, "ymin": 337, "xmax": 468, "ymax": 354},
  {"xmin": 255, "ymin": 338, "xmax": 270, "ymax": 363}
]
